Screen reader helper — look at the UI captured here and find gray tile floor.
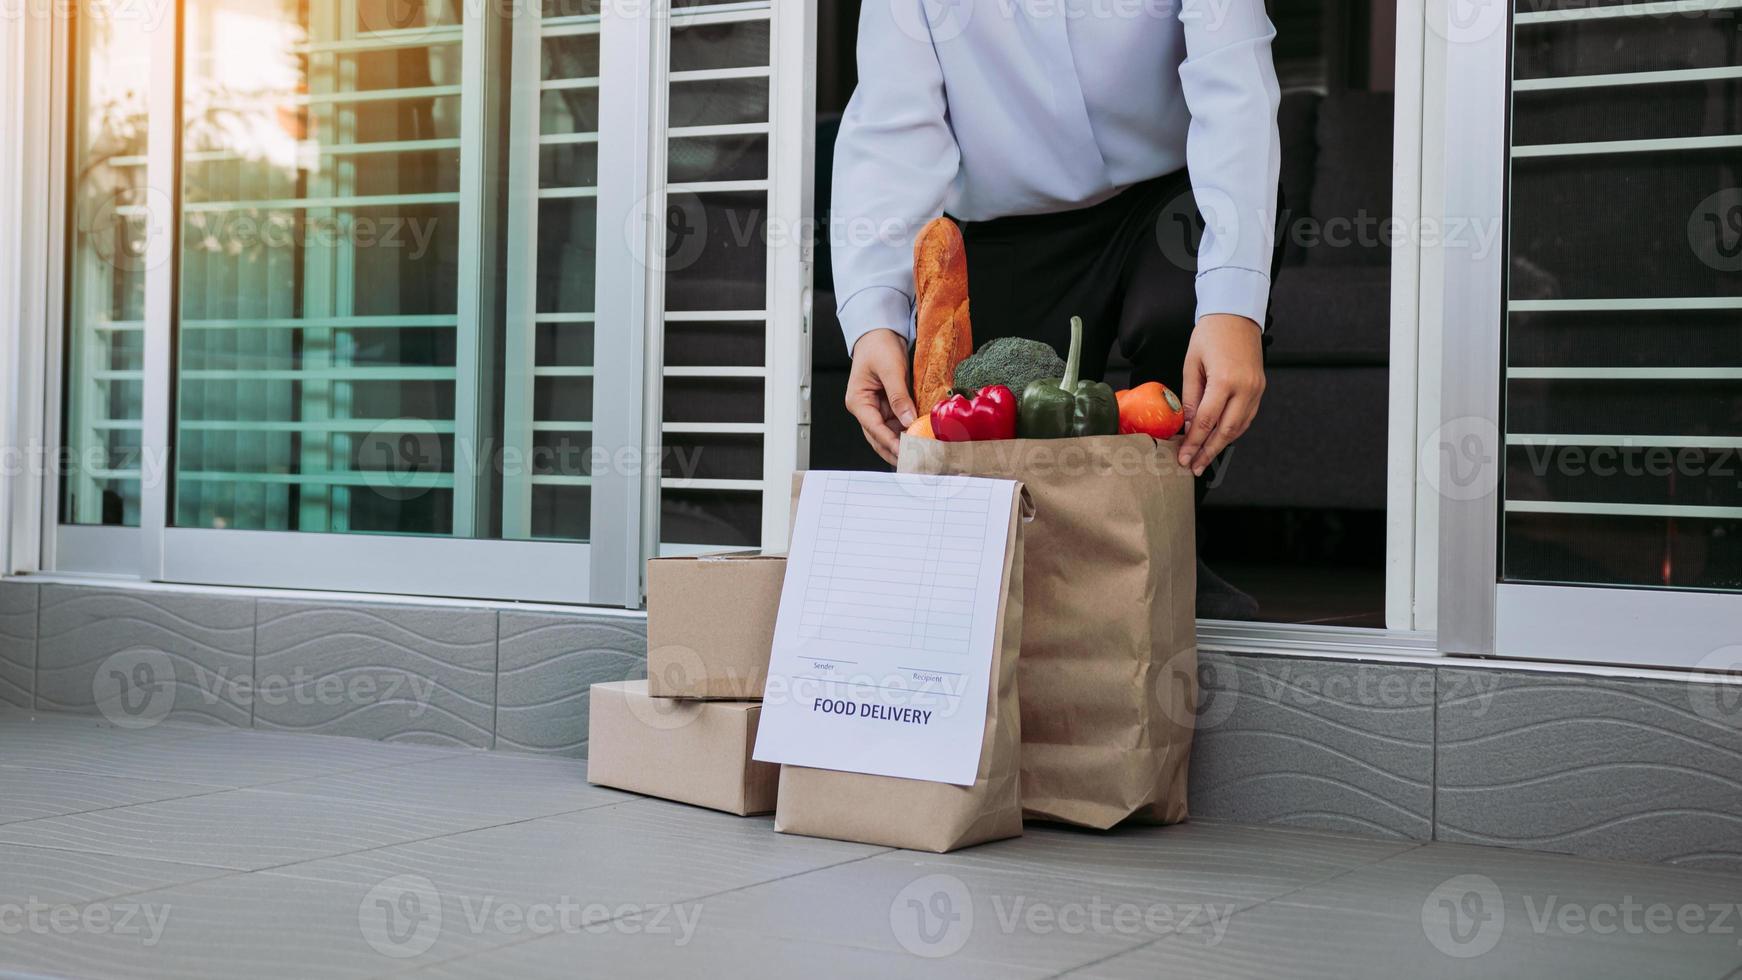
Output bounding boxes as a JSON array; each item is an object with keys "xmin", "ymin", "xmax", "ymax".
[{"xmin": 2, "ymin": 707, "xmax": 1741, "ymax": 980}]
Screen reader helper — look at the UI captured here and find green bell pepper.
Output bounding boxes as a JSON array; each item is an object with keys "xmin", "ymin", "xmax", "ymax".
[{"xmin": 1017, "ymin": 315, "xmax": 1120, "ymax": 439}]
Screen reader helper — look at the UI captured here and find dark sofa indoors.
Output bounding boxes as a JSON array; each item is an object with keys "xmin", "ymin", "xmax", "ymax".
[{"xmin": 810, "ymin": 90, "xmax": 1394, "ymax": 514}]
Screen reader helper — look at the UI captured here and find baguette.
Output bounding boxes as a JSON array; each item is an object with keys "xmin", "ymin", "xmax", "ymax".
[{"xmin": 912, "ymin": 217, "xmax": 973, "ymax": 416}]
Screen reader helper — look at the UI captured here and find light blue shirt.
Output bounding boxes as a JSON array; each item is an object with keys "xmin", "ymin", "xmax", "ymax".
[{"xmin": 832, "ymin": 0, "xmax": 1283, "ymax": 354}]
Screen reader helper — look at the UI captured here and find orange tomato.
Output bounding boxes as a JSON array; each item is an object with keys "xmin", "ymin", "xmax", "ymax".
[{"xmin": 1115, "ymin": 381, "xmax": 1185, "ymax": 440}]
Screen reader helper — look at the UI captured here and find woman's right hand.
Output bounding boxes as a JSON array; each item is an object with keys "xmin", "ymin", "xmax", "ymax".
[{"xmin": 844, "ymin": 328, "xmax": 916, "ymax": 466}]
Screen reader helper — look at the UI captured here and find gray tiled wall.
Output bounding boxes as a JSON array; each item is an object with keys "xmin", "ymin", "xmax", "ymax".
[
  {"xmin": 0, "ymin": 581, "xmax": 36, "ymax": 708},
  {"xmin": 1437, "ymin": 668, "xmax": 1742, "ymax": 874},
  {"xmin": 495, "ymin": 613, "xmax": 648, "ymax": 756},
  {"xmin": 1189, "ymin": 652, "xmax": 1435, "ymax": 840},
  {"xmin": 17, "ymin": 583, "xmax": 645, "ymax": 756},
  {"xmin": 13, "ymin": 579, "xmax": 1741, "ymax": 871},
  {"xmin": 254, "ymin": 600, "xmax": 499, "ymax": 747},
  {"xmin": 1192, "ymin": 651, "xmax": 1742, "ymax": 874},
  {"xmin": 36, "ymin": 585, "xmax": 254, "ymax": 727}
]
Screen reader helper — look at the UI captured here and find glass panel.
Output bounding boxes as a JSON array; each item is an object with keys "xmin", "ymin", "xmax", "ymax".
[
  {"xmin": 661, "ymin": 320, "xmax": 766, "ymax": 367},
  {"xmin": 663, "ymin": 378, "xmax": 763, "ymax": 425},
  {"xmin": 1508, "ymin": 380, "xmax": 1742, "ymax": 439},
  {"xmin": 1510, "ymin": 152, "xmax": 1742, "ymax": 300},
  {"xmin": 664, "ymin": 191, "xmax": 769, "ymax": 312},
  {"xmin": 501, "ymin": 8, "xmax": 602, "ymax": 542},
  {"xmin": 535, "ymin": 200, "xmax": 597, "ymax": 312},
  {"xmin": 175, "ymin": 0, "xmax": 465, "ymax": 535},
  {"xmin": 668, "ymin": 133, "xmax": 768, "ymax": 183},
  {"xmin": 1507, "ymin": 447, "xmax": 1742, "ymax": 509},
  {"xmin": 1501, "ymin": 11, "xmax": 1742, "ymax": 593},
  {"xmin": 669, "ymin": 19, "xmax": 770, "ymax": 73},
  {"xmin": 1504, "ymin": 513, "xmax": 1742, "ymax": 591},
  {"xmin": 661, "ymin": 489, "xmax": 761, "ymax": 548},
  {"xmin": 669, "ymin": 77, "xmax": 768, "ymax": 127},
  {"xmin": 541, "ymin": 33, "xmax": 600, "ymax": 81},
  {"xmin": 1513, "ymin": 80, "xmax": 1742, "ymax": 146},
  {"xmin": 657, "ymin": 12, "xmax": 775, "ymax": 550},
  {"xmin": 1514, "ymin": 14, "xmax": 1740, "ymax": 79},
  {"xmin": 62, "ymin": 0, "xmax": 150, "ymax": 526},
  {"xmin": 1509, "ymin": 311, "xmax": 1742, "ymax": 368}
]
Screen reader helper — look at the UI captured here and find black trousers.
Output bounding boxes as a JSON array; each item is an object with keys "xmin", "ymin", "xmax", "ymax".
[{"xmin": 959, "ymin": 167, "xmax": 1285, "ymax": 496}]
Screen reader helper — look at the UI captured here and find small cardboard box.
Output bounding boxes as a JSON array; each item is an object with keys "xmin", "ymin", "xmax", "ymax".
[
  {"xmin": 646, "ymin": 554, "xmax": 784, "ymax": 699},
  {"xmin": 586, "ymin": 680, "xmax": 778, "ymax": 816}
]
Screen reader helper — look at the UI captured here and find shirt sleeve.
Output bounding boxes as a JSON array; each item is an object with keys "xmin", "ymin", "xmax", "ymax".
[
  {"xmin": 1177, "ymin": 0, "xmax": 1283, "ymax": 329},
  {"xmin": 830, "ymin": 0, "xmax": 962, "ymax": 355}
]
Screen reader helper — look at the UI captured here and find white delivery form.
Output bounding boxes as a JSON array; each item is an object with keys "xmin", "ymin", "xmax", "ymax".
[{"xmin": 753, "ymin": 471, "xmax": 1017, "ymax": 786}]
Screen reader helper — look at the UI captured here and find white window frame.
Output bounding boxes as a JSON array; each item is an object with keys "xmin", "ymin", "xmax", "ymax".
[{"xmin": 5, "ymin": 0, "xmax": 814, "ymax": 607}]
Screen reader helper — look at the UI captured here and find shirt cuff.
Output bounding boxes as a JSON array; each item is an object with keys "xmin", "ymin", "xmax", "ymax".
[
  {"xmin": 1194, "ymin": 266, "xmax": 1273, "ymax": 332},
  {"xmin": 838, "ymin": 286, "xmax": 916, "ymax": 355}
]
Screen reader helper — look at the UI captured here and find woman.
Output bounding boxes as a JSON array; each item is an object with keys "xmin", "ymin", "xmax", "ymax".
[{"xmin": 834, "ymin": 0, "xmax": 1284, "ymax": 617}]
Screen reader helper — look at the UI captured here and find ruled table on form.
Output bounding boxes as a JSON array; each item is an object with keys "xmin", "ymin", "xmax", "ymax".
[{"xmin": 797, "ymin": 473, "xmax": 993, "ymax": 656}]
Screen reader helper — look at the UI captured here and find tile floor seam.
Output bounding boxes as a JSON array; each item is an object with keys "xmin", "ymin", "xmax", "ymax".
[
  {"xmin": 244, "ymin": 796, "xmax": 654, "ymax": 879},
  {"xmin": 489, "ymin": 610, "xmax": 500, "ymax": 751},
  {"xmin": 1038, "ymin": 839, "xmax": 1436, "ymax": 979},
  {"xmin": 0, "ymin": 838, "xmax": 245, "ymax": 877},
  {"xmin": 373, "ymin": 847, "xmax": 903, "ymax": 979},
  {"xmin": 0, "ymin": 784, "xmax": 244, "ymax": 830},
  {"xmin": 0, "ymin": 746, "xmax": 481, "ymax": 812},
  {"xmin": 249, "ymin": 597, "xmax": 260, "ymax": 729},
  {"xmin": 0, "ymin": 796, "xmax": 635, "ymax": 881},
  {"xmin": 1430, "ymin": 665, "xmax": 1438, "ymax": 840},
  {"xmin": 30, "ymin": 583, "xmax": 41, "ymax": 711},
  {"xmin": 0, "ymin": 863, "xmax": 263, "ymax": 941}
]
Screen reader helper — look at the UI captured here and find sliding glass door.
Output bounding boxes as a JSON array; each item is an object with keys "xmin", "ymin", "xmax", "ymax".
[{"xmin": 1439, "ymin": 0, "xmax": 1742, "ymax": 664}]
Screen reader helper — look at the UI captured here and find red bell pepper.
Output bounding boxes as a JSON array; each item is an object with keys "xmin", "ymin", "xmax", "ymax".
[{"xmin": 931, "ymin": 384, "xmax": 1017, "ymax": 442}]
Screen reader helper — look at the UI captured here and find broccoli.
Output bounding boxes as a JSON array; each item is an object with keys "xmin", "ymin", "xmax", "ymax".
[{"xmin": 952, "ymin": 336, "xmax": 1067, "ymax": 394}]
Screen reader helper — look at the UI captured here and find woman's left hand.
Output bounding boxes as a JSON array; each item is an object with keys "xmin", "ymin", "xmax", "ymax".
[{"xmin": 1178, "ymin": 314, "xmax": 1266, "ymax": 476}]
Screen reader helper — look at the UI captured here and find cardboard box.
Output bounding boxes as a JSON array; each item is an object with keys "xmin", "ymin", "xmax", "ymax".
[
  {"xmin": 646, "ymin": 554, "xmax": 784, "ymax": 699},
  {"xmin": 586, "ymin": 680, "xmax": 778, "ymax": 815}
]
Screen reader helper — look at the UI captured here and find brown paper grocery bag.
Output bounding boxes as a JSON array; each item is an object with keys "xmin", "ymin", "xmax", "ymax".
[
  {"xmin": 772, "ymin": 479, "xmax": 1030, "ymax": 853},
  {"xmin": 898, "ymin": 433, "xmax": 1197, "ymax": 829}
]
